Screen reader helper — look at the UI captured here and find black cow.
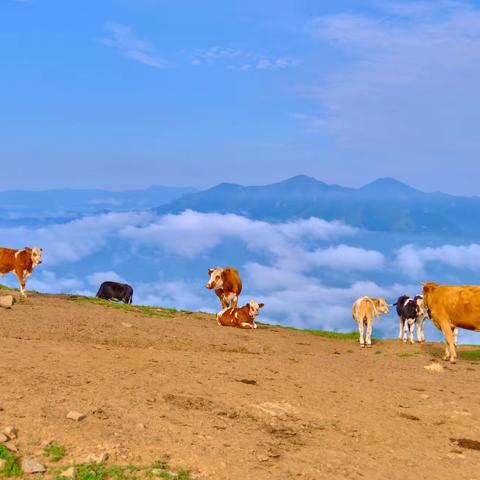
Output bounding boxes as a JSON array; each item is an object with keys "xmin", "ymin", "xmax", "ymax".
[
  {"xmin": 96, "ymin": 281, "xmax": 133, "ymax": 304},
  {"xmin": 394, "ymin": 295, "xmax": 428, "ymax": 343}
]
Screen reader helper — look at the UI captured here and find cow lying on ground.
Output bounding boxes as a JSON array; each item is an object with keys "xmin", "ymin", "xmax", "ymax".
[
  {"xmin": 421, "ymin": 281, "xmax": 479, "ymax": 363},
  {"xmin": 0, "ymin": 246, "xmax": 43, "ymax": 296},
  {"xmin": 395, "ymin": 295, "xmax": 429, "ymax": 343},
  {"xmin": 96, "ymin": 281, "xmax": 133, "ymax": 304},
  {"xmin": 206, "ymin": 267, "xmax": 242, "ymax": 309},
  {"xmin": 216, "ymin": 300, "xmax": 264, "ymax": 329},
  {"xmin": 352, "ymin": 296, "xmax": 390, "ymax": 347}
]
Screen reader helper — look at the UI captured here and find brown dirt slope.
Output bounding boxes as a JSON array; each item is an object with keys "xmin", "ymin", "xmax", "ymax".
[{"xmin": 1, "ymin": 292, "xmax": 480, "ymax": 480}]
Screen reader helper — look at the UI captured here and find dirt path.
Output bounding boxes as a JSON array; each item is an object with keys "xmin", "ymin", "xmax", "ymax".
[{"xmin": 1, "ymin": 293, "xmax": 479, "ymax": 479}]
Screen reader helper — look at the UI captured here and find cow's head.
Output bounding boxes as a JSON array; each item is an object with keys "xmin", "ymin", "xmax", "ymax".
[
  {"xmin": 420, "ymin": 281, "xmax": 439, "ymax": 309},
  {"xmin": 414, "ymin": 295, "xmax": 429, "ymax": 318},
  {"xmin": 248, "ymin": 300, "xmax": 265, "ymax": 318},
  {"xmin": 25, "ymin": 246, "xmax": 43, "ymax": 267},
  {"xmin": 373, "ymin": 297, "xmax": 390, "ymax": 314},
  {"xmin": 206, "ymin": 267, "xmax": 224, "ymax": 290}
]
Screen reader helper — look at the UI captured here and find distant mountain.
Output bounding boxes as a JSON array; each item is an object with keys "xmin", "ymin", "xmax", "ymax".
[
  {"xmin": 155, "ymin": 175, "xmax": 480, "ymax": 236},
  {"xmin": 0, "ymin": 185, "xmax": 195, "ymax": 220}
]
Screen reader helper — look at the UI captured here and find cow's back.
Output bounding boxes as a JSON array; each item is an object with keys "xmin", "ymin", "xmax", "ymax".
[
  {"xmin": 222, "ymin": 268, "xmax": 242, "ymax": 295},
  {"xmin": 429, "ymin": 286, "xmax": 480, "ymax": 330},
  {"xmin": 0, "ymin": 247, "xmax": 17, "ymax": 274}
]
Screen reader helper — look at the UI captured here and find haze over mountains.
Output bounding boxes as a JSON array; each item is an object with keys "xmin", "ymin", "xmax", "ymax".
[{"xmin": 2, "ymin": 175, "xmax": 480, "ymax": 238}]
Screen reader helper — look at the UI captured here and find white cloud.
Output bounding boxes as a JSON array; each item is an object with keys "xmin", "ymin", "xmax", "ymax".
[
  {"xmin": 102, "ymin": 22, "xmax": 166, "ymax": 68},
  {"xmin": 27, "ymin": 270, "xmax": 84, "ymax": 294},
  {"xmin": 87, "ymin": 271, "xmax": 126, "ymax": 287},
  {"xmin": 396, "ymin": 243, "xmax": 480, "ymax": 277},
  {"xmin": 303, "ymin": 1, "xmax": 480, "ymax": 168},
  {"xmin": 190, "ymin": 46, "xmax": 298, "ymax": 70}
]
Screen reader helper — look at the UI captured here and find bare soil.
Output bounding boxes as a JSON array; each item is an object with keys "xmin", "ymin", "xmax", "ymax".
[{"xmin": 1, "ymin": 293, "xmax": 480, "ymax": 479}]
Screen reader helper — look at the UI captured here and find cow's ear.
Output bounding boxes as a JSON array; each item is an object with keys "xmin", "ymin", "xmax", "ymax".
[
  {"xmin": 208, "ymin": 268, "xmax": 214, "ymax": 275},
  {"xmin": 24, "ymin": 247, "xmax": 32, "ymax": 252},
  {"xmin": 420, "ymin": 281, "xmax": 427, "ymax": 286},
  {"xmin": 258, "ymin": 303, "xmax": 265, "ymax": 308}
]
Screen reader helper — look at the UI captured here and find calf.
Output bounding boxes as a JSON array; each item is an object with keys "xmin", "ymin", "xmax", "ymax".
[
  {"xmin": 352, "ymin": 296, "xmax": 390, "ymax": 347},
  {"xmin": 206, "ymin": 267, "xmax": 242, "ymax": 309},
  {"xmin": 216, "ymin": 300, "xmax": 264, "ymax": 329},
  {"xmin": 96, "ymin": 281, "xmax": 133, "ymax": 304},
  {"xmin": 395, "ymin": 295, "xmax": 429, "ymax": 343},
  {"xmin": 0, "ymin": 246, "xmax": 43, "ymax": 296}
]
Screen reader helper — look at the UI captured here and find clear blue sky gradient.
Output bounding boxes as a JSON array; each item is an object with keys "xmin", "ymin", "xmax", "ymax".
[{"xmin": 2, "ymin": 0, "xmax": 480, "ymax": 193}]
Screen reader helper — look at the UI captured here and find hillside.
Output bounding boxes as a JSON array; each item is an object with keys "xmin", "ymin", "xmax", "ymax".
[
  {"xmin": 155, "ymin": 175, "xmax": 480, "ymax": 236},
  {"xmin": 1, "ymin": 293, "xmax": 480, "ymax": 479}
]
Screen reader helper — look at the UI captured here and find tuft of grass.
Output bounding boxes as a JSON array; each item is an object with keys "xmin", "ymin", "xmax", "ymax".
[
  {"xmin": 54, "ymin": 463, "xmax": 192, "ymax": 480},
  {"xmin": 43, "ymin": 442, "xmax": 66, "ymax": 462},
  {"xmin": 281, "ymin": 326, "xmax": 368, "ymax": 341},
  {"xmin": 459, "ymin": 349, "xmax": 480, "ymax": 361},
  {"xmin": 0, "ymin": 445, "xmax": 22, "ymax": 477},
  {"xmin": 66, "ymin": 295, "xmax": 191, "ymax": 318}
]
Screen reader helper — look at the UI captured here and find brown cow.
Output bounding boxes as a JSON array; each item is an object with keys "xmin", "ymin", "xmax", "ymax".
[
  {"xmin": 205, "ymin": 267, "xmax": 242, "ymax": 309},
  {"xmin": 421, "ymin": 281, "xmax": 480, "ymax": 363},
  {"xmin": 0, "ymin": 246, "xmax": 43, "ymax": 296},
  {"xmin": 352, "ymin": 296, "xmax": 390, "ymax": 347},
  {"xmin": 216, "ymin": 300, "xmax": 264, "ymax": 329}
]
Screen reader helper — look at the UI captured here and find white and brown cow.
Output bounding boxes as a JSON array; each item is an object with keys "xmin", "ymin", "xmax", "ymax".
[
  {"xmin": 216, "ymin": 300, "xmax": 264, "ymax": 329},
  {"xmin": 352, "ymin": 296, "xmax": 390, "ymax": 347},
  {"xmin": 0, "ymin": 246, "xmax": 43, "ymax": 296},
  {"xmin": 206, "ymin": 267, "xmax": 242, "ymax": 309}
]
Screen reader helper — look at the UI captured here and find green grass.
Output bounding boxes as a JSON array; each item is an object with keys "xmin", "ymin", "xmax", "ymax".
[
  {"xmin": 280, "ymin": 325, "xmax": 372, "ymax": 341},
  {"xmin": 43, "ymin": 442, "xmax": 66, "ymax": 462},
  {"xmin": 53, "ymin": 463, "xmax": 191, "ymax": 480},
  {"xmin": 0, "ymin": 445, "xmax": 22, "ymax": 477},
  {"xmin": 66, "ymin": 295, "xmax": 192, "ymax": 318},
  {"xmin": 459, "ymin": 349, "xmax": 480, "ymax": 361}
]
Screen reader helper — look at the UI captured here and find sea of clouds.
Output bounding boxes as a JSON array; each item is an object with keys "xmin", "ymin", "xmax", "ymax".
[{"xmin": 1, "ymin": 209, "xmax": 479, "ymax": 344}]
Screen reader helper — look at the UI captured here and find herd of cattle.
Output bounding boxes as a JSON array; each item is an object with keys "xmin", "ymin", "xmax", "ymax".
[{"xmin": 1, "ymin": 246, "xmax": 479, "ymax": 363}]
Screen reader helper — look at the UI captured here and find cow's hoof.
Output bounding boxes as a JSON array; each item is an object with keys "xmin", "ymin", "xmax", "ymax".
[
  {"xmin": 450, "ymin": 358, "xmax": 457, "ymax": 364},
  {"xmin": 360, "ymin": 344, "xmax": 365, "ymax": 348},
  {"xmin": 442, "ymin": 355, "xmax": 449, "ymax": 361},
  {"xmin": 403, "ymin": 340, "xmax": 407, "ymax": 343},
  {"xmin": 366, "ymin": 344, "xmax": 372, "ymax": 348}
]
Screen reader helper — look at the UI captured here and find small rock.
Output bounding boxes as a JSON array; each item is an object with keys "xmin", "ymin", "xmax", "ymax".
[
  {"xmin": 420, "ymin": 394, "xmax": 430, "ymax": 400},
  {"xmin": 0, "ymin": 459, "xmax": 7, "ymax": 470},
  {"xmin": 0, "ymin": 433, "xmax": 8, "ymax": 443},
  {"xmin": 122, "ymin": 322, "xmax": 133, "ymax": 328},
  {"xmin": 21, "ymin": 458, "xmax": 47, "ymax": 474},
  {"xmin": 4, "ymin": 441, "xmax": 18, "ymax": 452},
  {"xmin": 86, "ymin": 452, "xmax": 108, "ymax": 464},
  {"xmin": 3, "ymin": 426, "xmax": 18, "ymax": 440},
  {"xmin": 62, "ymin": 466, "xmax": 77, "ymax": 479},
  {"xmin": 135, "ymin": 423, "xmax": 146, "ymax": 431},
  {"xmin": 0, "ymin": 295, "xmax": 15, "ymax": 309},
  {"xmin": 424, "ymin": 363, "xmax": 444, "ymax": 372},
  {"xmin": 67, "ymin": 411, "xmax": 86, "ymax": 421}
]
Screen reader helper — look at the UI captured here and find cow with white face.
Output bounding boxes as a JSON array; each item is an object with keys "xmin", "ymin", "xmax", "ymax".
[
  {"xmin": 216, "ymin": 300, "xmax": 265, "ymax": 329},
  {"xmin": 205, "ymin": 267, "xmax": 242, "ymax": 309}
]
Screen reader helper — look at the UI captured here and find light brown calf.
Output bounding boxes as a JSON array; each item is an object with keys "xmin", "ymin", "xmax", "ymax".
[
  {"xmin": 206, "ymin": 267, "xmax": 243, "ymax": 309},
  {"xmin": 352, "ymin": 296, "xmax": 390, "ymax": 347},
  {"xmin": 216, "ymin": 300, "xmax": 264, "ymax": 329}
]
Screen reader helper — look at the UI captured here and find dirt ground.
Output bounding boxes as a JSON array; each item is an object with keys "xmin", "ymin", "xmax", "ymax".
[{"xmin": 1, "ymin": 293, "xmax": 480, "ymax": 480}]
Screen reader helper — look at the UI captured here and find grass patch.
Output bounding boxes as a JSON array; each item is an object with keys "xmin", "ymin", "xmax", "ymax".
[
  {"xmin": 0, "ymin": 445, "xmax": 22, "ymax": 477},
  {"xmin": 66, "ymin": 295, "xmax": 191, "ymax": 318},
  {"xmin": 282, "ymin": 326, "xmax": 360, "ymax": 340},
  {"xmin": 43, "ymin": 442, "xmax": 66, "ymax": 462},
  {"xmin": 54, "ymin": 463, "xmax": 191, "ymax": 480},
  {"xmin": 459, "ymin": 349, "xmax": 480, "ymax": 361}
]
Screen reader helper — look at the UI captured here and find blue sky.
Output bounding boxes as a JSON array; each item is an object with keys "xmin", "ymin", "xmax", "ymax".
[{"xmin": 2, "ymin": 0, "xmax": 480, "ymax": 193}]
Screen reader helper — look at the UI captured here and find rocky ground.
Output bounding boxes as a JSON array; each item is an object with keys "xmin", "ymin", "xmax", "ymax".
[{"xmin": 1, "ymin": 292, "xmax": 480, "ymax": 479}]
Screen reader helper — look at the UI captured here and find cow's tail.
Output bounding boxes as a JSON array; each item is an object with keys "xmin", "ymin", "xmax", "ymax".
[{"xmin": 129, "ymin": 293, "xmax": 133, "ymax": 305}]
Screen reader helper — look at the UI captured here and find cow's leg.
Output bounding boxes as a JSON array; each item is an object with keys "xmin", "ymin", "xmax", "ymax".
[
  {"xmin": 366, "ymin": 317, "xmax": 373, "ymax": 348},
  {"xmin": 453, "ymin": 327, "xmax": 458, "ymax": 346},
  {"xmin": 408, "ymin": 320, "xmax": 415, "ymax": 344},
  {"xmin": 398, "ymin": 318, "xmax": 404, "ymax": 340},
  {"xmin": 416, "ymin": 319, "xmax": 424, "ymax": 342},
  {"xmin": 358, "ymin": 319, "xmax": 365, "ymax": 347},
  {"xmin": 403, "ymin": 320, "xmax": 408, "ymax": 343},
  {"xmin": 240, "ymin": 322, "xmax": 253, "ymax": 329},
  {"xmin": 15, "ymin": 269, "xmax": 26, "ymax": 297},
  {"xmin": 440, "ymin": 321, "xmax": 457, "ymax": 363},
  {"xmin": 231, "ymin": 294, "xmax": 238, "ymax": 309}
]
